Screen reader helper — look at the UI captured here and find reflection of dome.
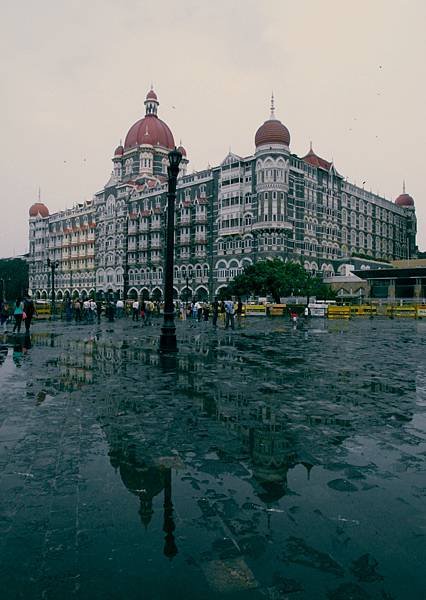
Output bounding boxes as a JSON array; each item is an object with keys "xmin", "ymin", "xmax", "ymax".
[
  {"xmin": 29, "ymin": 202, "xmax": 49, "ymax": 218},
  {"xmin": 117, "ymin": 461, "xmax": 165, "ymax": 527},
  {"xmin": 124, "ymin": 89, "xmax": 175, "ymax": 150},
  {"xmin": 255, "ymin": 95, "xmax": 290, "ymax": 148}
]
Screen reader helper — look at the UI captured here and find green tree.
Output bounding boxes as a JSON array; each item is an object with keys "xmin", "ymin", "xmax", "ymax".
[
  {"xmin": 227, "ymin": 259, "xmax": 336, "ymax": 303},
  {"xmin": 228, "ymin": 259, "xmax": 308, "ymax": 303},
  {"xmin": 0, "ymin": 258, "xmax": 29, "ymax": 301}
]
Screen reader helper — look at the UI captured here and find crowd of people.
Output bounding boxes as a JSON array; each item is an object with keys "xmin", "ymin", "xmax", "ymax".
[{"xmin": 1, "ymin": 294, "xmax": 308, "ymax": 335}]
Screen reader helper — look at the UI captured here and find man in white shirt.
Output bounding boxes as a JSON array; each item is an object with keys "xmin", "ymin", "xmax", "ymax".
[
  {"xmin": 116, "ymin": 299, "xmax": 124, "ymax": 318},
  {"xmin": 224, "ymin": 300, "xmax": 235, "ymax": 330},
  {"xmin": 132, "ymin": 300, "xmax": 139, "ymax": 321}
]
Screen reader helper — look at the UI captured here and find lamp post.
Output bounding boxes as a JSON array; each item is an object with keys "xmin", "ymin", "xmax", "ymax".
[
  {"xmin": 160, "ymin": 147, "xmax": 182, "ymax": 352},
  {"xmin": 47, "ymin": 258, "xmax": 60, "ymax": 318}
]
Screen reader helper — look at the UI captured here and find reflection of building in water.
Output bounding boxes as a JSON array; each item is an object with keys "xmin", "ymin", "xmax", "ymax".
[
  {"xmin": 106, "ymin": 423, "xmax": 178, "ymax": 557},
  {"xmin": 30, "ymin": 331, "xmax": 309, "ymax": 500}
]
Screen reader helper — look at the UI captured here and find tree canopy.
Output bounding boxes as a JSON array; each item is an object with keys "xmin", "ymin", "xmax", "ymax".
[
  {"xmin": 0, "ymin": 258, "xmax": 29, "ymax": 301},
  {"xmin": 226, "ymin": 259, "xmax": 336, "ymax": 303}
]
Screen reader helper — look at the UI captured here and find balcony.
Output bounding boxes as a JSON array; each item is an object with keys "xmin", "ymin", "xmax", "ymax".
[
  {"xmin": 219, "ymin": 226, "xmax": 243, "ymax": 236},
  {"xmin": 195, "ymin": 234, "xmax": 207, "ymax": 244},
  {"xmin": 179, "ymin": 216, "xmax": 190, "ymax": 225},
  {"xmin": 195, "ymin": 213, "xmax": 207, "ymax": 224},
  {"xmin": 179, "ymin": 235, "xmax": 190, "ymax": 244},
  {"xmin": 251, "ymin": 220, "xmax": 293, "ymax": 231},
  {"xmin": 151, "ymin": 221, "xmax": 161, "ymax": 231},
  {"xmin": 151, "ymin": 239, "xmax": 161, "ymax": 249}
]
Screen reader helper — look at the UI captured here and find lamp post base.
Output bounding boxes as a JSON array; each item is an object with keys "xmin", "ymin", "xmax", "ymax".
[{"xmin": 159, "ymin": 323, "xmax": 177, "ymax": 353}]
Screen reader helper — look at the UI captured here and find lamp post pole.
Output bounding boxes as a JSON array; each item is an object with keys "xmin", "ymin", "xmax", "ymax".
[
  {"xmin": 160, "ymin": 148, "xmax": 182, "ymax": 352},
  {"xmin": 47, "ymin": 259, "xmax": 60, "ymax": 319}
]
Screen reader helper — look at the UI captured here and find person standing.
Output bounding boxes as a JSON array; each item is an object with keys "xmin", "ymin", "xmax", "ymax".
[
  {"xmin": 1, "ymin": 301, "xmax": 9, "ymax": 332},
  {"xmin": 65, "ymin": 298, "xmax": 73, "ymax": 322},
  {"xmin": 196, "ymin": 301, "xmax": 203, "ymax": 322},
  {"xmin": 145, "ymin": 300, "xmax": 152, "ymax": 325},
  {"xmin": 96, "ymin": 300, "xmax": 103, "ymax": 324},
  {"xmin": 23, "ymin": 296, "xmax": 36, "ymax": 334},
  {"xmin": 212, "ymin": 297, "xmax": 219, "ymax": 328},
  {"xmin": 224, "ymin": 299, "xmax": 235, "ymax": 330},
  {"xmin": 90, "ymin": 299, "xmax": 97, "ymax": 321},
  {"xmin": 116, "ymin": 298, "xmax": 124, "ymax": 318},
  {"xmin": 74, "ymin": 299, "xmax": 82, "ymax": 322},
  {"xmin": 132, "ymin": 299, "xmax": 139, "ymax": 321},
  {"xmin": 12, "ymin": 299, "xmax": 24, "ymax": 333},
  {"xmin": 203, "ymin": 303, "xmax": 210, "ymax": 322}
]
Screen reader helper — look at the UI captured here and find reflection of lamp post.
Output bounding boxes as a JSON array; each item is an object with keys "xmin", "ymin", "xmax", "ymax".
[
  {"xmin": 163, "ymin": 468, "xmax": 177, "ymax": 559},
  {"xmin": 160, "ymin": 148, "xmax": 182, "ymax": 352},
  {"xmin": 47, "ymin": 258, "xmax": 60, "ymax": 318}
]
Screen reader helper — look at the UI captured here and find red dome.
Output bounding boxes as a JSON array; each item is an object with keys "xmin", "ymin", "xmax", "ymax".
[
  {"xmin": 29, "ymin": 203, "xmax": 49, "ymax": 218},
  {"xmin": 395, "ymin": 193, "xmax": 414, "ymax": 207},
  {"xmin": 178, "ymin": 145, "xmax": 187, "ymax": 157},
  {"xmin": 146, "ymin": 89, "xmax": 158, "ymax": 101},
  {"xmin": 255, "ymin": 118, "xmax": 290, "ymax": 147},
  {"xmin": 114, "ymin": 145, "xmax": 124, "ymax": 156},
  {"xmin": 124, "ymin": 115, "xmax": 174, "ymax": 150}
]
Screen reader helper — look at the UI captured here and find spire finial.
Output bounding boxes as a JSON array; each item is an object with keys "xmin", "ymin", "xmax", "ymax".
[
  {"xmin": 403, "ymin": 179, "xmax": 406, "ymax": 193},
  {"xmin": 150, "ymin": 81, "xmax": 153, "ymax": 90},
  {"xmin": 38, "ymin": 186, "xmax": 41, "ymax": 202},
  {"xmin": 309, "ymin": 140, "xmax": 313, "ymax": 152},
  {"xmin": 270, "ymin": 92, "xmax": 275, "ymax": 118}
]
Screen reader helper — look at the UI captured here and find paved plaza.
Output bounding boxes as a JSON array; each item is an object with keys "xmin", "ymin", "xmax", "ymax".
[{"xmin": 0, "ymin": 317, "xmax": 425, "ymax": 599}]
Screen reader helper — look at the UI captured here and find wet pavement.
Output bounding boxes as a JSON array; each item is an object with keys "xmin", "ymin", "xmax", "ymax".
[{"xmin": 0, "ymin": 316, "xmax": 425, "ymax": 599}]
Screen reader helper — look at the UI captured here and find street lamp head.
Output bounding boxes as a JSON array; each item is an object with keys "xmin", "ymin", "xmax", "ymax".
[{"xmin": 168, "ymin": 147, "xmax": 182, "ymax": 169}]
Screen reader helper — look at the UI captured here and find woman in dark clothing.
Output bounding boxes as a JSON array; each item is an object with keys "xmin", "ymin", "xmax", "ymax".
[{"xmin": 23, "ymin": 297, "xmax": 36, "ymax": 333}]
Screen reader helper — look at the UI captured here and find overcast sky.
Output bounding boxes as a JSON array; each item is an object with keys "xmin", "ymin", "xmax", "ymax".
[{"xmin": 0, "ymin": 0, "xmax": 425, "ymax": 256}]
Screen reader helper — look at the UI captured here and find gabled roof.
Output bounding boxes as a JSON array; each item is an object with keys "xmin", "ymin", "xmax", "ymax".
[{"xmin": 302, "ymin": 146, "xmax": 332, "ymax": 171}]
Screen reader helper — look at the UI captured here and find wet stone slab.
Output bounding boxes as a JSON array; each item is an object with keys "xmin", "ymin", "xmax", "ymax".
[{"xmin": 0, "ymin": 317, "xmax": 425, "ymax": 599}]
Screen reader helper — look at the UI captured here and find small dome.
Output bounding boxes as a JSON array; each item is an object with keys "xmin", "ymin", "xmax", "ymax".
[
  {"xmin": 124, "ymin": 88, "xmax": 174, "ymax": 150},
  {"xmin": 177, "ymin": 145, "xmax": 187, "ymax": 157},
  {"xmin": 29, "ymin": 203, "xmax": 49, "ymax": 218},
  {"xmin": 146, "ymin": 89, "xmax": 158, "ymax": 101},
  {"xmin": 395, "ymin": 193, "xmax": 414, "ymax": 207},
  {"xmin": 114, "ymin": 145, "xmax": 124, "ymax": 157}
]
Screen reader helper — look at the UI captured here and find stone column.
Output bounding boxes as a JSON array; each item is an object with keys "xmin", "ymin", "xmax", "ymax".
[
  {"xmin": 388, "ymin": 278, "xmax": 396, "ymax": 300},
  {"xmin": 414, "ymin": 278, "xmax": 422, "ymax": 301}
]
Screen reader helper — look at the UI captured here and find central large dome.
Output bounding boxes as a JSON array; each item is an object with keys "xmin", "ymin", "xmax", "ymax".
[{"xmin": 124, "ymin": 89, "xmax": 175, "ymax": 150}]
